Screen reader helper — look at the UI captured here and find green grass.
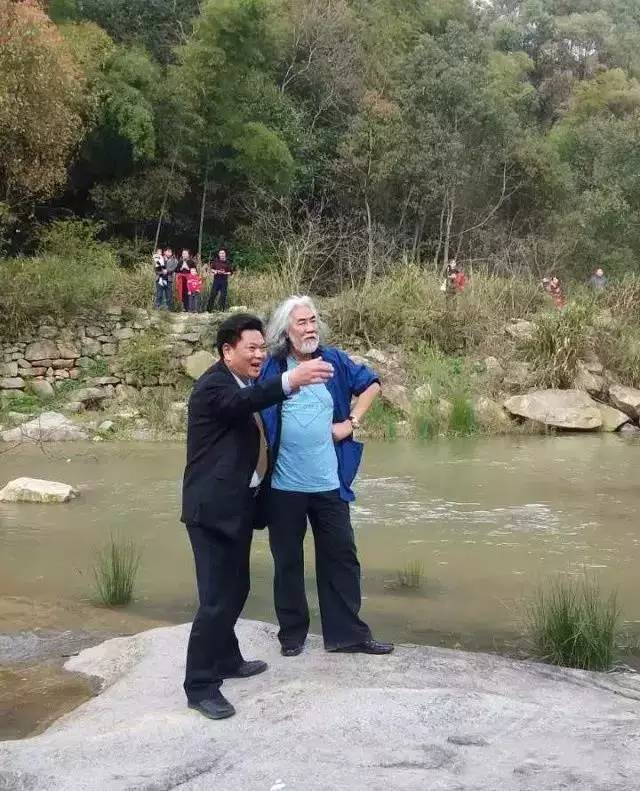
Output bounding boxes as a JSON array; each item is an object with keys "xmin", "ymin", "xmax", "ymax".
[
  {"xmin": 93, "ymin": 536, "xmax": 141, "ymax": 606},
  {"xmin": 525, "ymin": 576, "xmax": 620, "ymax": 671},
  {"xmin": 449, "ymin": 394, "xmax": 477, "ymax": 436},
  {"xmin": 362, "ymin": 399, "xmax": 399, "ymax": 439}
]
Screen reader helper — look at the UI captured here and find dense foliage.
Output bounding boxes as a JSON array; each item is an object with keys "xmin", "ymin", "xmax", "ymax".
[{"xmin": 3, "ymin": 0, "xmax": 640, "ymax": 282}]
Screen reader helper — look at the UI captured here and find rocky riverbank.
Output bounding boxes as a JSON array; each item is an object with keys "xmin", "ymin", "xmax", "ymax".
[
  {"xmin": 2, "ymin": 309, "xmax": 640, "ymax": 443},
  {"xmin": 1, "ymin": 619, "xmax": 639, "ymax": 790}
]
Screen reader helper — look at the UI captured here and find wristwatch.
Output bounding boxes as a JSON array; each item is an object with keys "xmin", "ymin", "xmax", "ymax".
[{"xmin": 348, "ymin": 414, "xmax": 360, "ymax": 430}]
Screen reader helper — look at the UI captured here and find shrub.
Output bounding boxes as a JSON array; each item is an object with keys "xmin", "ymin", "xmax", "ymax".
[
  {"xmin": 93, "ymin": 536, "xmax": 141, "ymax": 606},
  {"xmin": 525, "ymin": 576, "xmax": 620, "ymax": 671}
]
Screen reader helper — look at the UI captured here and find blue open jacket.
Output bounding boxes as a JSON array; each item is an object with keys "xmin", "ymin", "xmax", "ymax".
[{"xmin": 259, "ymin": 346, "xmax": 380, "ymax": 502}]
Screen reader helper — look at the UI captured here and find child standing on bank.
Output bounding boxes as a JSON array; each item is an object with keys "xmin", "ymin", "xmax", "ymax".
[{"xmin": 187, "ymin": 266, "xmax": 203, "ymax": 313}]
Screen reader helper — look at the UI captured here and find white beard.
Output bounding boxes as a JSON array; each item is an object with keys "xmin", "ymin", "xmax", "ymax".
[{"xmin": 297, "ymin": 337, "xmax": 319, "ymax": 355}]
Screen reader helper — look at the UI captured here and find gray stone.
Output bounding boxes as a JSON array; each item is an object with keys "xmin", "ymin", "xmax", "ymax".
[
  {"xmin": 113, "ymin": 327, "xmax": 134, "ymax": 341},
  {"xmin": 608, "ymin": 383, "xmax": 640, "ymax": 419},
  {"xmin": 504, "ymin": 319, "xmax": 537, "ymax": 342},
  {"xmin": 76, "ymin": 357, "xmax": 95, "ymax": 369},
  {"xmin": 1, "ymin": 411, "xmax": 88, "ymax": 443},
  {"xmin": 183, "ymin": 350, "xmax": 215, "ymax": 380},
  {"xmin": 0, "ymin": 377, "xmax": 25, "ymax": 390},
  {"xmin": 97, "ymin": 420, "xmax": 115, "ymax": 433},
  {"xmin": 73, "ymin": 388, "xmax": 108, "ymax": 404},
  {"xmin": 503, "ymin": 361, "xmax": 533, "ymax": 392},
  {"xmin": 81, "ymin": 339, "xmax": 102, "ymax": 356},
  {"xmin": 101, "ymin": 344, "xmax": 117, "ymax": 356},
  {"xmin": 413, "ymin": 383, "xmax": 433, "ymax": 402},
  {"xmin": 115, "ymin": 384, "xmax": 138, "ymax": 402},
  {"xmin": 619, "ymin": 422, "xmax": 640, "ymax": 436},
  {"xmin": 573, "ymin": 361, "xmax": 606, "ymax": 397},
  {"xmin": 51, "ymin": 359, "xmax": 74, "ymax": 369},
  {"xmin": 106, "ymin": 305, "xmax": 122, "ymax": 316},
  {"xmin": 63, "ymin": 402, "xmax": 85, "ymax": 414},
  {"xmin": 0, "ymin": 619, "xmax": 638, "ymax": 790},
  {"xmin": 504, "ymin": 390, "xmax": 602, "ymax": 431},
  {"xmin": 56, "ymin": 341, "xmax": 80, "ymax": 359},
  {"xmin": 17, "ymin": 358, "xmax": 32, "ymax": 369},
  {"xmin": 595, "ymin": 402, "xmax": 629, "ymax": 432},
  {"xmin": 0, "ymin": 477, "xmax": 78, "ymax": 503},
  {"xmin": 30, "ymin": 380, "xmax": 55, "ymax": 399},
  {"xmin": 483, "ymin": 356, "xmax": 504, "ymax": 380},
  {"xmin": 381, "ymin": 383, "xmax": 411, "ymax": 415},
  {"xmin": 24, "ymin": 339, "xmax": 58, "ymax": 362},
  {"xmin": 0, "ymin": 362, "xmax": 18, "ymax": 377},
  {"xmin": 38, "ymin": 325, "xmax": 59, "ymax": 339},
  {"xmin": 84, "ymin": 325, "xmax": 103, "ymax": 338},
  {"xmin": 473, "ymin": 396, "xmax": 511, "ymax": 430}
]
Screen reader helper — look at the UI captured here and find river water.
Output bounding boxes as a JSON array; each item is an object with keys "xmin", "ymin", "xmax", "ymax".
[{"xmin": 1, "ymin": 435, "xmax": 639, "ymax": 736}]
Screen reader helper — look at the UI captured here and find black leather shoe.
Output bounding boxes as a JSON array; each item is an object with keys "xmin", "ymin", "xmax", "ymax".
[
  {"xmin": 332, "ymin": 639, "xmax": 394, "ymax": 655},
  {"xmin": 281, "ymin": 644, "xmax": 304, "ymax": 657},
  {"xmin": 221, "ymin": 659, "xmax": 268, "ymax": 679},
  {"xmin": 188, "ymin": 691, "xmax": 235, "ymax": 720}
]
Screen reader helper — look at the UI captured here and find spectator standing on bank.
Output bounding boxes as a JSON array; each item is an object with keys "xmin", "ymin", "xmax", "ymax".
[
  {"xmin": 187, "ymin": 266, "xmax": 203, "ymax": 313},
  {"xmin": 207, "ymin": 249, "xmax": 233, "ymax": 312},
  {"xmin": 176, "ymin": 249, "xmax": 193, "ymax": 312},
  {"xmin": 163, "ymin": 247, "xmax": 179, "ymax": 307},
  {"xmin": 154, "ymin": 253, "xmax": 171, "ymax": 310},
  {"xmin": 590, "ymin": 267, "xmax": 607, "ymax": 291}
]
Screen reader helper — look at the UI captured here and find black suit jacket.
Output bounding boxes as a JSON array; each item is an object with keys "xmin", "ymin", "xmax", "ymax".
[{"xmin": 181, "ymin": 360, "xmax": 287, "ymax": 538}]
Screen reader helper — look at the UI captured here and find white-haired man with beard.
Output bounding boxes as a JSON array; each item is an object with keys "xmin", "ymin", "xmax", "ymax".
[{"xmin": 258, "ymin": 295, "xmax": 393, "ymax": 657}]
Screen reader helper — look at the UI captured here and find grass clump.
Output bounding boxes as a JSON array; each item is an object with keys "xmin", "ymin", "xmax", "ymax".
[
  {"xmin": 523, "ymin": 301, "xmax": 593, "ymax": 388},
  {"xmin": 386, "ymin": 559, "xmax": 425, "ymax": 590},
  {"xmin": 118, "ymin": 333, "xmax": 173, "ymax": 382},
  {"xmin": 93, "ymin": 536, "xmax": 141, "ymax": 606},
  {"xmin": 525, "ymin": 576, "xmax": 620, "ymax": 671},
  {"xmin": 362, "ymin": 399, "xmax": 400, "ymax": 439}
]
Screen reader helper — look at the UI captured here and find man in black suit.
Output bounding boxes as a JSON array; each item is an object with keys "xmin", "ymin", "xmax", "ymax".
[{"xmin": 181, "ymin": 313, "xmax": 333, "ymax": 720}]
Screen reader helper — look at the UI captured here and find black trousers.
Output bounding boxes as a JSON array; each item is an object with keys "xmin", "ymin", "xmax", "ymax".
[
  {"xmin": 267, "ymin": 489, "xmax": 371, "ymax": 650},
  {"xmin": 183, "ymin": 518, "xmax": 253, "ymax": 703},
  {"xmin": 207, "ymin": 280, "xmax": 228, "ymax": 311}
]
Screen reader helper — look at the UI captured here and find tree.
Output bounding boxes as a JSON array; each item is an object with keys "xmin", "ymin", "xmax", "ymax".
[{"xmin": 0, "ymin": 0, "xmax": 85, "ymax": 206}]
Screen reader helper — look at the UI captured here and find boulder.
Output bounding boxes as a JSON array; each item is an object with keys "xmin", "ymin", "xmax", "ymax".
[
  {"xmin": 503, "ymin": 390, "xmax": 602, "ymax": 431},
  {"xmin": 573, "ymin": 361, "xmax": 606, "ymax": 398},
  {"xmin": 73, "ymin": 387, "xmax": 108, "ymax": 405},
  {"xmin": 413, "ymin": 383, "xmax": 433, "ymax": 402},
  {"xmin": 619, "ymin": 422, "xmax": 640, "ymax": 436},
  {"xmin": 595, "ymin": 403, "xmax": 629, "ymax": 432},
  {"xmin": 113, "ymin": 327, "xmax": 134, "ymax": 341},
  {"xmin": 183, "ymin": 350, "xmax": 215, "ymax": 380},
  {"xmin": 30, "ymin": 380, "xmax": 55, "ymax": 399},
  {"xmin": 503, "ymin": 361, "xmax": 533, "ymax": 392},
  {"xmin": 504, "ymin": 319, "xmax": 537, "ymax": 342},
  {"xmin": 1, "ymin": 411, "xmax": 89, "ymax": 443},
  {"xmin": 0, "ymin": 477, "xmax": 78, "ymax": 503},
  {"xmin": 0, "ymin": 619, "xmax": 638, "ymax": 791},
  {"xmin": 81, "ymin": 339, "xmax": 102, "ymax": 356},
  {"xmin": 24, "ymin": 339, "xmax": 58, "ymax": 361},
  {"xmin": 483, "ymin": 356, "xmax": 504, "ymax": 380},
  {"xmin": 63, "ymin": 402, "xmax": 85, "ymax": 413},
  {"xmin": 473, "ymin": 396, "xmax": 511, "ymax": 430},
  {"xmin": 381, "ymin": 383, "xmax": 411, "ymax": 415},
  {"xmin": 97, "ymin": 420, "xmax": 116, "ymax": 433},
  {"xmin": 608, "ymin": 384, "xmax": 640, "ymax": 419},
  {"xmin": 0, "ymin": 377, "xmax": 25, "ymax": 390}
]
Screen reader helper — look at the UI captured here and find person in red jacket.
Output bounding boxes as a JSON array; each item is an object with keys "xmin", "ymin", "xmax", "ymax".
[{"xmin": 187, "ymin": 266, "xmax": 203, "ymax": 313}]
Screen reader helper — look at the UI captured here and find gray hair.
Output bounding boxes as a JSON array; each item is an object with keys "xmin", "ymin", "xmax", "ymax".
[{"xmin": 265, "ymin": 295, "xmax": 328, "ymax": 357}]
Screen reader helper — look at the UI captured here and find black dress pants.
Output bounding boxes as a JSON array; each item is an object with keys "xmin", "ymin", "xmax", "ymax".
[
  {"xmin": 267, "ymin": 489, "xmax": 371, "ymax": 650},
  {"xmin": 207, "ymin": 280, "xmax": 228, "ymax": 311},
  {"xmin": 183, "ymin": 520, "xmax": 252, "ymax": 703}
]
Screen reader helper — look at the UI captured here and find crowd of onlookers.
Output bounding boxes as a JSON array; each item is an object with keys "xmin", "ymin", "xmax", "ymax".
[
  {"xmin": 153, "ymin": 247, "xmax": 234, "ymax": 312},
  {"xmin": 440, "ymin": 259, "xmax": 609, "ymax": 311}
]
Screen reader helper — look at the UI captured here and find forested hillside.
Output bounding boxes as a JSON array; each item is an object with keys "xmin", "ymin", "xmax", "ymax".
[{"xmin": 2, "ymin": 0, "xmax": 640, "ymax": 282}]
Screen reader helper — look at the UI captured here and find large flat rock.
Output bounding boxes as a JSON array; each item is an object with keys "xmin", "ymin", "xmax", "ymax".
[
  {"xmin": 504, "ymin": 389, "xmax": 602, "ymax": 430},
  {"xmin": 0, "ymin": 477, "xmax": 78, "ymax": 503},
  {"xmin": 1, "ymin": 620, "xmax": 638, "ymax": 790}
]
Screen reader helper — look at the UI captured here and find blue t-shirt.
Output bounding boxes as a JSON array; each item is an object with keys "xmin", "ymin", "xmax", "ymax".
[{"xmin": 271, "ymin": 357, "xmax": 340, "ymax": 493}]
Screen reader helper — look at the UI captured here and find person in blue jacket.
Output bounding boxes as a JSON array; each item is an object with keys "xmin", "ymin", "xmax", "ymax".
[{"xmin": 260, "ymin": 295, "xmax": 394, "ymax": 657}]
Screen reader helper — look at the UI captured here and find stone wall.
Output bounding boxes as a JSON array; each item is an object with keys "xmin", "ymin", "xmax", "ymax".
[{"xmin": 0, "ymin": 308, "xmax": 220, "ymax": 403}]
